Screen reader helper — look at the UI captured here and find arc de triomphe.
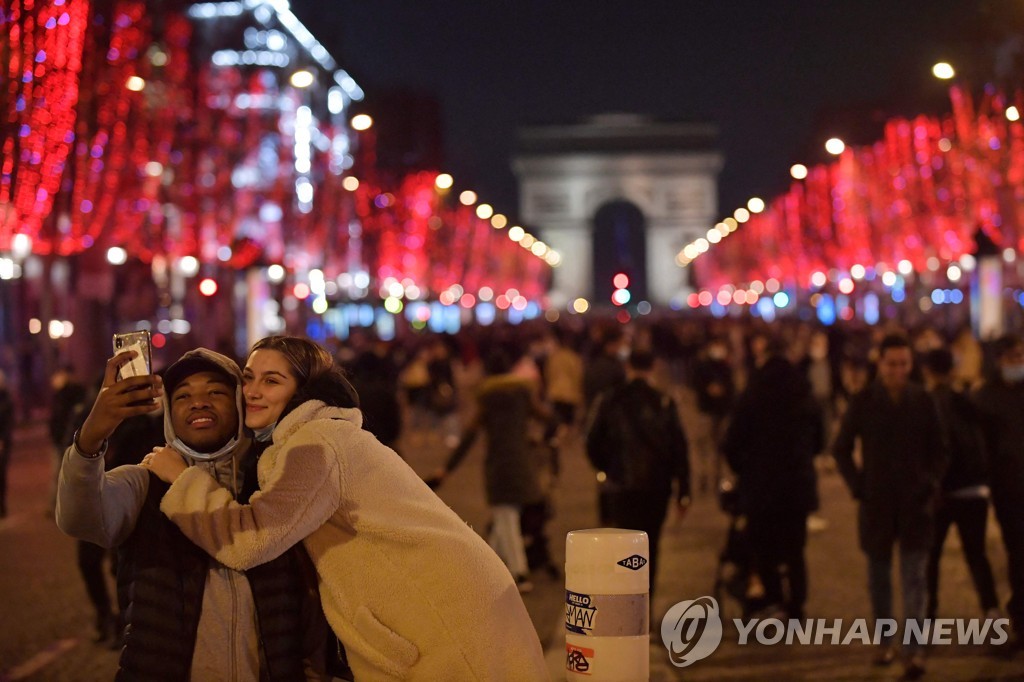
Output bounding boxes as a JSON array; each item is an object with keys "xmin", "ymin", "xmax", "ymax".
[{"xmin": 513, "ymin": 115, "xmax": 723, "ymax": 309}]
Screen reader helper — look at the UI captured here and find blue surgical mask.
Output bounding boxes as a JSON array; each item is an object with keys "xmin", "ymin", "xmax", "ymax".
[
  {"xmin": 170, "ymin": 436, "xmax": 238, "ymax": 462},
  {"xmin": 253, "ymin": 424, "xmax": 276, "ymax": 443}
]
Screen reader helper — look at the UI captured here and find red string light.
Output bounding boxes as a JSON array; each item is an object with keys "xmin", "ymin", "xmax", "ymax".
[
  {"xmin": 0, "ymin": 1, "xmax": 550, "ymax": 306},
  {"xmin": 700, "ymin": 85, "xmax": 1022, "ymax": 290},
  {"xmin": 0, "ymin": 0, "xmax": 89, "ymax": 252}
]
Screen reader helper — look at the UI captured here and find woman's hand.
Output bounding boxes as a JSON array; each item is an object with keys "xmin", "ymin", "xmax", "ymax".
[{"xmin": 141, "ymin": 446, "xmax": 188, "ymax": 483}]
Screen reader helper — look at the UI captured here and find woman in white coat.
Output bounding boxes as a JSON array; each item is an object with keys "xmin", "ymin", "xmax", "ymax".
[{"xmin": 146, "ymin": 336, "xmax": 548, "ymax": 681}]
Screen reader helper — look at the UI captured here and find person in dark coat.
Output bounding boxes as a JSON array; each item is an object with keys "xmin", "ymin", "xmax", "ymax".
[
  {"xmin": 0, "ymin": 370, "xmax": 14, "ymax": 518},
  {"xmin": 584, "ymin": 350, "xmax": 691, "ymax": 596},
  {"xmin": 63, "ymin": 378, "xmax": 121, "ymax": 644},
  {"xmin": 832, "ymin": 334, "xmax": 948, "ymax": 679},
  {"xmin": 722, "ymin": 346, "xmax": 821, "ymax": 620},
  {"xmin": 973, "ymin": 334, "xmax": 1024, "ymax": 644},
  {"xmin": 920, "ymin": 348, "xmax": 999, "ymax": 621},
  {"xmin": 583, "ymin": 329, "xmax": 628, "ymax": 408},
  {"xmin": 583, "ymin": 329, "xmax": 629, "ymax": 521},
  {"xmin": 437, "ymin": 348, "xmax": 551, "ymax": 592},
  {"xmin": 102, "ymin": 403, "xmax": 168, "ymax": 646},
  {"xmin": 48, "ymin": 365, "xmax": 87, "ymax": 510},
  {"xmin": 346, "ymin": 341, "xmax": 402, "ymax": 452},
  {"xmin": 690, "ymin": 337, "xmax": 735, "ymax": 494}
]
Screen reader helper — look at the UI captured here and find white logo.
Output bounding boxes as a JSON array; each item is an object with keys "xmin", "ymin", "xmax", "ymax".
[{"xmin": 661, "ymin": 596, "xmax": 723, "ymax": 667}]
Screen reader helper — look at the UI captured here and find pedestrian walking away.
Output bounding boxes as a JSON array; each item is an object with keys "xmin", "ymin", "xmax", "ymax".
[
  {"xmin": 920, "ymin": 348, "xmax": 999, "ymax": 622},
  {"xmin": 585, "ymin": 349, "xmax": 691, "ymax": 599}
]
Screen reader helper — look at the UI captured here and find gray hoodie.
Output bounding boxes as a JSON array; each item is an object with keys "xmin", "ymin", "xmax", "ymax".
[{"xmin": 56, "ymin": 348, "xmax": 264, "ymax": 681}]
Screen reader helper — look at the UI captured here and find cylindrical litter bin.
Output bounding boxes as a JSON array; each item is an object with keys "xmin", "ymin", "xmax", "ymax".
[{"xmin": 565, "ymin": 528, "xmax": 649, "ymax": 681}]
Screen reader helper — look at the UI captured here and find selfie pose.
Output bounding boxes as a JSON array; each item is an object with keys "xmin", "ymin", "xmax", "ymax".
[
  {"xmin": 57, "ymin": 348, "xmax": 342, "ymax": 680},
  {"xmin": 146, "ymin": 335, "xmax": 548, "ymax": 681}
]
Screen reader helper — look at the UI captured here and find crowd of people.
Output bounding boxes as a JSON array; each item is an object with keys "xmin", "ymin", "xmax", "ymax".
[{"xmin": 1, "ymin": 313, "xmax": 1022, "ymax": 679}]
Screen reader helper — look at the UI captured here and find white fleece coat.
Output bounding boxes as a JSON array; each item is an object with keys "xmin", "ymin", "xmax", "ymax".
[{"xmin": 161, "ymin": 400, "xmax": 549, "ymax": 681}]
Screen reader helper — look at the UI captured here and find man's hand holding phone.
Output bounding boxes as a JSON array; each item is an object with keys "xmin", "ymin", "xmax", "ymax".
[
  {"xmin": 112, "ymin": 331, "xmax": 151, "ymax": 380},
  {"xmin": 76, "ymin": 352, "xmax": 164, "ymax": 455}
]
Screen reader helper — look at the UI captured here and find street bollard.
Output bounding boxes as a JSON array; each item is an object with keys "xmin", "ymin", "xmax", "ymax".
[{"xmin": 565, "ymin": 528, "xmax": 649, "ymax": 681}]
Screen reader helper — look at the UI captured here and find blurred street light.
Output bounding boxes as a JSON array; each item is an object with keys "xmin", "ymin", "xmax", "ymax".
[
  {"xmin": 106, "ymin": 247, "xmax": 128, "ymax": 265},
  {"xmin": 290, "ymin": 70, "xmax": 315, "ymax": 88},
  {"xmin": 825, "ymin": 137, "xmax": 846, "ymax": 155},
  {"xmin": 179, "ymin": 256, "xmax": 200, "ymax": 277},
  {"xmin": 932, "ymin": 62, "xmax": 955, "ymax": 80},
  {"xmin": 350, "ymin": 114, "xmax": 373, "ymax": 131}
]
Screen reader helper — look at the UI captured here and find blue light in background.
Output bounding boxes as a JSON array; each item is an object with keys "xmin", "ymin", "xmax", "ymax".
[
  {"xmin": 863, "ymin": 292, "xmax": 880, "ymax": 325},
  {"xmin": 374, "ymin": 310, "xmax": 395, "ymax": 341},
  {"xmin": 344, "ymin": 304, "xmax": 360, "ymax": 326},
  {"xmin": 305, "ymin": 320, "xmax": 324, "ymax": 341},
  {"xmin": 444, "ymin": 305, "xmax": 461, "ymax": 334},
  {"xmin": 476, "ymin": 302, "xmax": 496, "ymax": 326},
  {"xmin": 358, "ymin": 304, "xmax": 375, "ymax": 327},
  {"xmin": 817, "ymin": 294, "xmax": 836, "ymax": 326},
  {"xmin": 323, "ymin": 308, "xmax": 346, "ymax": 339},
  {"xmin": 404, "ymin": 301, "xmax": 424, "ymax": 322},
  {"xmin": 428, "ymin": 303, "xmax": 446, "ymax": 333}
]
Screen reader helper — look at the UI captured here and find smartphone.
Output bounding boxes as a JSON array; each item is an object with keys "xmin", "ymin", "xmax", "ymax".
[{"xmin": 113, "ymin": 331, "xmax": 152, "ymax": 381}]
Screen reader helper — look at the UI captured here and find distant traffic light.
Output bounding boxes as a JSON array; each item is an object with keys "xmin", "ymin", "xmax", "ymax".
[{"xmin": 611, "ymin": 272, "xmax": 631, "ymax": 306}]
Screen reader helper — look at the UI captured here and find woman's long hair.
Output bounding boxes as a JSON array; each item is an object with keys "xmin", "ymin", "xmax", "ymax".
[{"xmin": 248, "ymin": 336, "xmax": 360, "ymax": 420}]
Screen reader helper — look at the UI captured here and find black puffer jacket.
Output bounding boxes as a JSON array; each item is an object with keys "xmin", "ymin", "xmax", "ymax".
[{"xmin": 723, "ymin": 356, "xmax": 822, "ymax": 515}]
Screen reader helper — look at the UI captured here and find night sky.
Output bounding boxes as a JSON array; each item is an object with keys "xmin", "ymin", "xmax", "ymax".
[{"xmin": 289, "ymin": 0, "xmax": 1020, "ymax": 221}]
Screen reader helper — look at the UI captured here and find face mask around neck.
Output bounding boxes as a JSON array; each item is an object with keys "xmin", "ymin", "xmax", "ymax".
[{"xmin": 170, "ymin": 436, "xmax": 238, "ymax": 462}]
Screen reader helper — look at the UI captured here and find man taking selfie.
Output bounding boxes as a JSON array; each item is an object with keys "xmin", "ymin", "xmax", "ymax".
[{"xmin": 57, "ymin": 348, "xmax": 347, "ymax": 680}]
